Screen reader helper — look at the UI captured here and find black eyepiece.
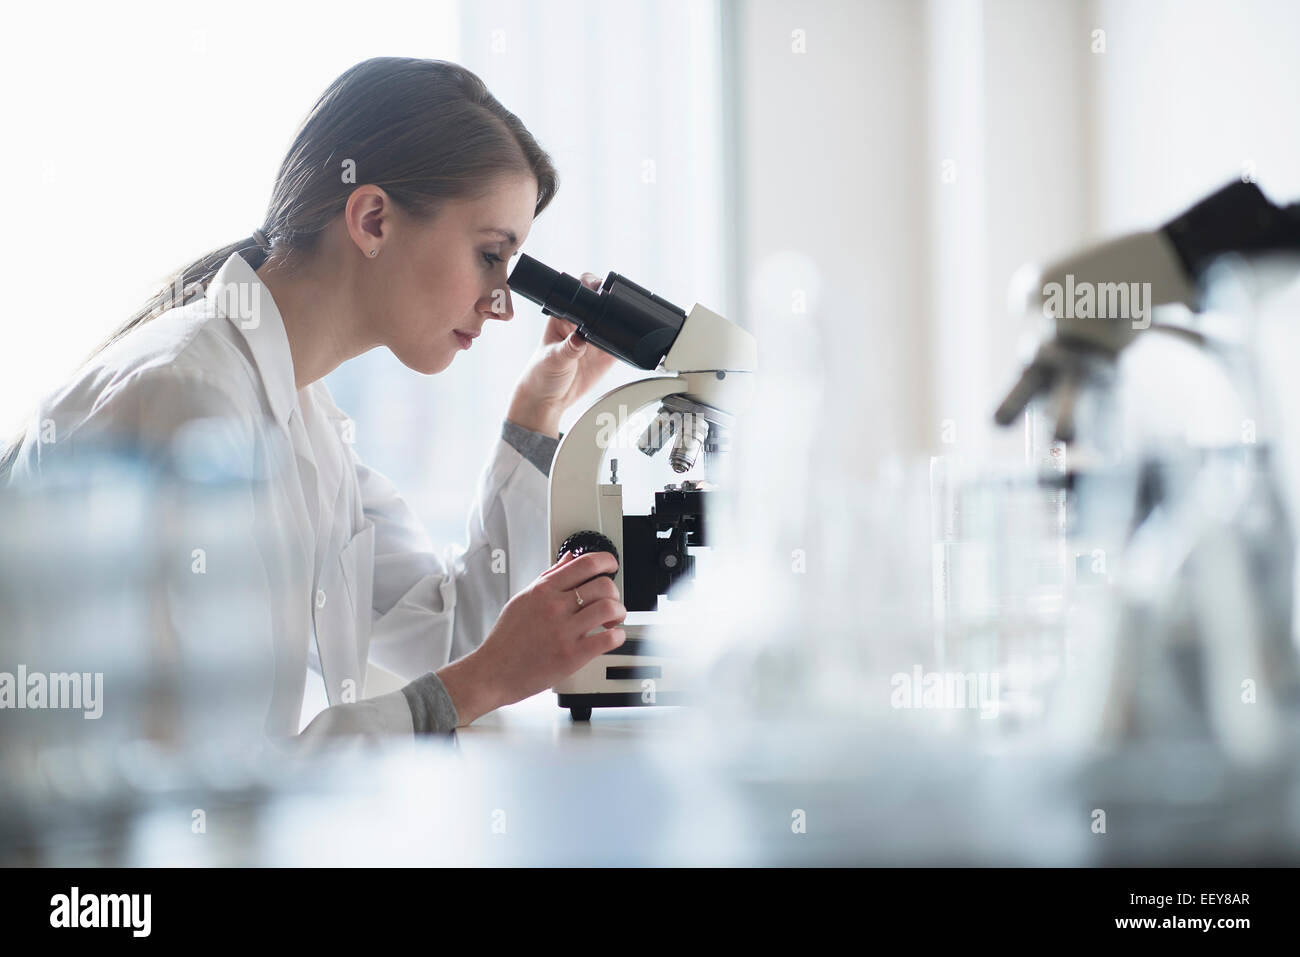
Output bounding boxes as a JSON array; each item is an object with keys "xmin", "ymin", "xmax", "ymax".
[{"xmin": 507, "ymin": 254, "xmax": 687, "ymax": 370}]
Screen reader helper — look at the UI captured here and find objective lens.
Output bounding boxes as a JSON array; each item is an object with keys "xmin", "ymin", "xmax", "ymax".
[
  {"xmin": 668, "ymin": 413, "xmax": 710, "ymax": 474},
  {"xmin": 637, "ymin": 407, "xmax": 678, "ymax": 457}
]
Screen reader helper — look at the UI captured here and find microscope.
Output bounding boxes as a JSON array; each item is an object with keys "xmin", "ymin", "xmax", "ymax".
[
  {"xmin": 996, "ymin": 180, "xmax": 1300, "ymax": 441},
  {"xmin": 994, "ymin": 180, "xmax": 1300, "ymax": 760},
  {"xmin": 508, "ymin": 255, "xmax": 757, "ymax": 720}
]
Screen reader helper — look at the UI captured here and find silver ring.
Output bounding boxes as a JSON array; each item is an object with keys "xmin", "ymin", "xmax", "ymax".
[{"xmin": 574, "ymin": 588, "xmax": 585, "ymax": 608}]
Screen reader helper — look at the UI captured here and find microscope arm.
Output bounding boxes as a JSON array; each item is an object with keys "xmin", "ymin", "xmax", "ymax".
[
  {"xmin": 549, "ymin": 375, "xmax": 692, "ymax": 564},
  {"xmin": 549, "ymin": 365, "xmax": 752, "ymax": 545}
]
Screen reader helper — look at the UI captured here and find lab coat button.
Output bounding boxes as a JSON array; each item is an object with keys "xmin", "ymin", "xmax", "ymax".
[{"xmin": 316, "ymin": 589, "xmax": 327, "ymax": 609}]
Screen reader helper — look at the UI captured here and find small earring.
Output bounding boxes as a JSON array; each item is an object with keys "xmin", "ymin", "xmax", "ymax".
[{"xmin": 369, "ymin": 248, "xmax": 378, "ymax": 257}]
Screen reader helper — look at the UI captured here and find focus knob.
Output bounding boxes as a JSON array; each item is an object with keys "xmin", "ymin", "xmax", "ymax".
[{"xmin": 557, "ymin": 531, "xmax": 620, "ymax": 579}]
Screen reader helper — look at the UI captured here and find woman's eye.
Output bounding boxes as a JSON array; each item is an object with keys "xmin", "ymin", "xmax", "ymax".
[{"xmin": 481, "ymin": 251, "xmax": 504, "ymax": 268}]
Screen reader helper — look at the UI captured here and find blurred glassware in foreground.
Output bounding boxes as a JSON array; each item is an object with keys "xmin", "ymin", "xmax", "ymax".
[{"xmin": 0, "ymin": 420, "xmax": 301, "ymax": 852}]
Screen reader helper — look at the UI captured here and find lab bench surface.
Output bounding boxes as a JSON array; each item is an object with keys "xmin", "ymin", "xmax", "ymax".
[
  {"xmin": 7, "ymin": 698, "xmax": 1300, "ymax": 867},
  {"xmin": 457, "ymin": 691, "xmax": 690, "ymax": 744}
]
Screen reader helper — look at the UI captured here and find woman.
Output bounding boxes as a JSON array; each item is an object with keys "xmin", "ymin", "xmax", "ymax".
[{"xmin": 1, "ymin": 57, "xmax": 628, "ymax": 745}]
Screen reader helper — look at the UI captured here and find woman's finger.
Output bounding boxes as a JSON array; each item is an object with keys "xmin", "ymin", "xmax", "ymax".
[
  {"xmin": 541, "ymin": 314, "xmax": 576, "ymax": 346},
  {"xmin": 543, "ymin": 550, "xmax": 618, "ymax": 591},
  {"xmin": 566, "ymin": 575, "xmax": 619, "ymax": 609},
  {"xmin": 573, "ymin": 598, "xmax": 627, "ymax": 635},
  {"xmin": 578, "ymin": 626, "xmax": 626, "ymax": 656}
]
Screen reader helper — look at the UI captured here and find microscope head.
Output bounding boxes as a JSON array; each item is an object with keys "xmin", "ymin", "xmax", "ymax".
[
  {"xmin": 509, "ymin": 253, "xmax": 757, "ymax": 373},
  {"xmin": 993, "ymin": 229, "xmax": 1198, "ymax": 441},
  {"xmin": 995, "ymin": 181, "xmax": 1300, "ymax": 441}
]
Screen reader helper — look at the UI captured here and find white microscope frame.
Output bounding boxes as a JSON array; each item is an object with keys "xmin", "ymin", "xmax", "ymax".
[{"xmin": 547, "ymin": 301, "xmax": 757, "ymax": 701}]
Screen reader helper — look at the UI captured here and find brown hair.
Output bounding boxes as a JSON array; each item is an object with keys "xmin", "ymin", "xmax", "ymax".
[{"xmin": 2, "ymin": 57, "xmax": 558, "ymax": 478}]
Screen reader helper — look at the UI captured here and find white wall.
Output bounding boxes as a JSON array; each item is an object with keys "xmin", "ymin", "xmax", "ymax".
[
  {"xmin": 729, "ymin": 0, "xmax": 1300, "ymax": 474},
  {"xmin": 0, "ymin": 0, "xmax": 462, "ymax": 437},
  {"xmin": 1090, "ymin": 0, "xmax": 1300, "ymax": 228},
  {"xmin": 731, "ymin": 0, "xmax": 932, "ymax": 479}
]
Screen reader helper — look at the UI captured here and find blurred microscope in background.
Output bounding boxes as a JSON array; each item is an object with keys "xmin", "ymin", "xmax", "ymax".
[{"xmin": 992, "ymin": 179, "xmax": 1300, "ymax": 765}]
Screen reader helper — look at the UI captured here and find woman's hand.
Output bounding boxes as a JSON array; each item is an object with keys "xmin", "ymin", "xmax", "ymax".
[
  {"xmin": 506, "ymin": 272, "xmax": 619, "ymax": 437},
  {"xmin": 435, "ymin": 550, "xmax": 626, "ymax": 725}
]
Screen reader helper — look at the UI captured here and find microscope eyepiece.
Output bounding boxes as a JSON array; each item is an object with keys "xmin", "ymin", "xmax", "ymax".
[{"xmin": 507, "ymin": 253, "xmax": 688, "ymax": 370}]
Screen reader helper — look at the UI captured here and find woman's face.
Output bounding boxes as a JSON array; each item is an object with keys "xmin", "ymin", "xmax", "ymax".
[{"xmin": 373, "ymin": 173, "xmax": 538, "ymax": 375}]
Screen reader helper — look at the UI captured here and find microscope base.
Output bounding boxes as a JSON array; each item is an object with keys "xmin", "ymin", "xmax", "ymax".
[
  {"xmin": 551, "ymin": 630, "xmax": 689, "ymax": 719},
  {"xmin": 557, "ymin": 691, "xmax": 690, "ymax": 721}
]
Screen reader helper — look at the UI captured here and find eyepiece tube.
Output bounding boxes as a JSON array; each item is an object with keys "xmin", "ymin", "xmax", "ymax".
[
  {"xmin": 508, "ymin": 253, "xmax": 688, "ymax": 370},
  {"xmin": 507, "ymin": 255, "xmax": 603, "ymax": 326}
]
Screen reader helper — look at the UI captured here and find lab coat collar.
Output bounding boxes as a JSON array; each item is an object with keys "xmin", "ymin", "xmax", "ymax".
[{"xmin": 204, "ymin": 252, "xmax": 298, "ymax": 431}]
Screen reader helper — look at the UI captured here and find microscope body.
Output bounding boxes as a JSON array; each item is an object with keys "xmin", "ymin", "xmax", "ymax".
[{"xmin": 547, "ymin": 302, "xmax": 756, "ymax": 719}]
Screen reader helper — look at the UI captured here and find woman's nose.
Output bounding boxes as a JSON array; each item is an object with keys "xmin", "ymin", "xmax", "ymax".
[{"xmin": 483, "ymin": 285, "xmax": 514, "ymax": 321}]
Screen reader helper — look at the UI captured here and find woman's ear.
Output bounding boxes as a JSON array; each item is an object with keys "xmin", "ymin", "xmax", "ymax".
[{"xmin": 344, "ymin": 185, "xmax": 391, "ymax": 257}]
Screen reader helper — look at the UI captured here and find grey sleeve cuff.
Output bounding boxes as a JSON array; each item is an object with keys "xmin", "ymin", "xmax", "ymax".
[
  {"xmin": 400, "ymin": 672, "xmax": 460, "ymax": 734},
  {"xmin": 502, "ymin": 419, "xmax": 562, "ymax": 477}
]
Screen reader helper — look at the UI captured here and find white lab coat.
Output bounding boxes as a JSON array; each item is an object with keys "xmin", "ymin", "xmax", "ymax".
[{"xmin": 6, "ymin": 251, "xmax": 551, "ymax": 745}]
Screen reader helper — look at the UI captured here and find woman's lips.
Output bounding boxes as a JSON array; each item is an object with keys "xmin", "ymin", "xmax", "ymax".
[{"xmin": 454, "ymin": 330, "xmax": 475, "ymax": 350}]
